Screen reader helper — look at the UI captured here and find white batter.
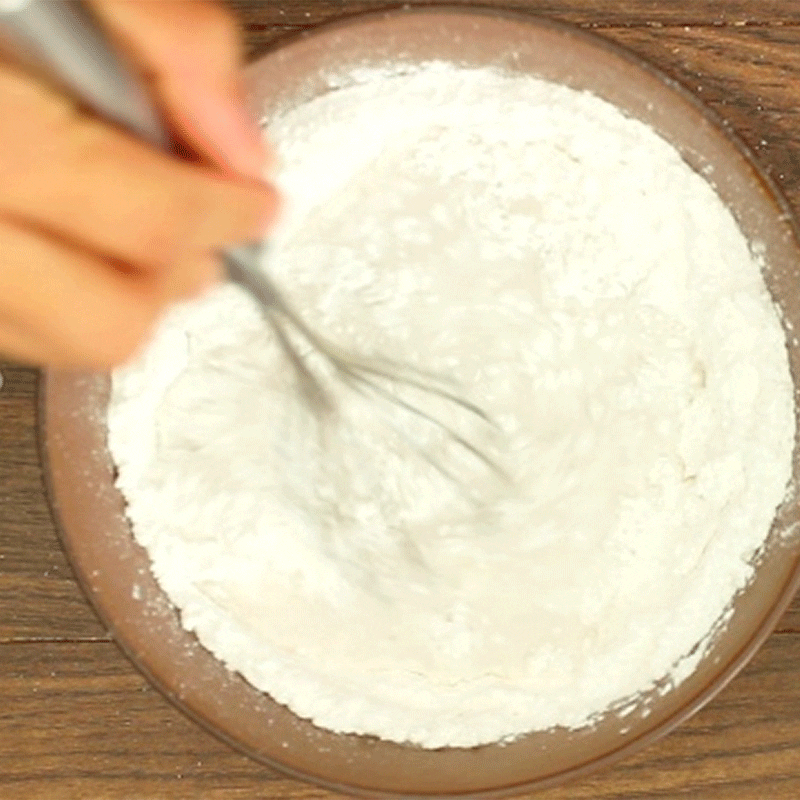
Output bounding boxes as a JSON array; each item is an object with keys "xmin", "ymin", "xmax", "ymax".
[{"xmin": 107, "ymin": 64, "xmax": 795, "ymax": 748}]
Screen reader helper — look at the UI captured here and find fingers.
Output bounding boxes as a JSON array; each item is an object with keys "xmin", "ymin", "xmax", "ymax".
[
  {"xmin": 0, "ymin": 65, "xmax": 279, "ymax": 284},
  {"xmin": 0, "ymin": 1, "xmax": 281, "ymax": 370},
  {"xmin": 89, "ymin": 0, "xmax": 272, "ymax": 179},
  {"xmin": 0, "ymin": 318, "xmax": 71, "ymax": 367},
  {"xmin": 0, "ymin": 218, "xmax": 170, "ymax": 370}
]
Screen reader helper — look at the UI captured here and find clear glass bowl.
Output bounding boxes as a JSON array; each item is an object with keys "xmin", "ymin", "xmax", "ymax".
[{"xmin": 40, "ymin": 7, "xmax": 800, "ymax": 798}]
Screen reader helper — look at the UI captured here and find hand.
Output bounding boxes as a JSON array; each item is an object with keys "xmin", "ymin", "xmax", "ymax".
[{"xmin": 0, "ymin": 0, "xmax": 279, "ymax": 369}]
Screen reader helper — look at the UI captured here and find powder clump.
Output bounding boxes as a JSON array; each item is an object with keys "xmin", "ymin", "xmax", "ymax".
[{"xmin": 107, "ymin": 64, "xmax": 795, "ymax": 748}]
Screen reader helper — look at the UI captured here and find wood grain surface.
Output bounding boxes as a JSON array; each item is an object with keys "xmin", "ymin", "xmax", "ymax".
[{"xmin": 3, "ymin": 2, "xmax": 800, "ymax": 798}]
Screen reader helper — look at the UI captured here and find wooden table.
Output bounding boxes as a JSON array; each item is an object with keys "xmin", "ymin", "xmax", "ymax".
[{"xmin": 3, "ymin": 1, "xmax": 800, "ymax": 798}]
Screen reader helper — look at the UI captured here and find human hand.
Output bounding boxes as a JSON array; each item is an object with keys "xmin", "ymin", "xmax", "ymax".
[{"xmin": 0, "ymin": 0, "xmax": 279, "ymax": 368}]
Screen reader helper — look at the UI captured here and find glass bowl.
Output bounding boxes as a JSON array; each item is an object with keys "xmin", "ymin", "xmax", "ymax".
[{"xmin": 39, "ymin": 7, "xmax": 800, "ymax": 798}]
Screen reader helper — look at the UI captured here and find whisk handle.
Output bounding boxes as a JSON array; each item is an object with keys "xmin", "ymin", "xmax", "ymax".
[
  {"xmin": 0, "ymin": 0, "xmax": 171, "ymax": 149},
  {"xmin": 224, "ymin": 245, "xmax": 282, "ymax": 308}
]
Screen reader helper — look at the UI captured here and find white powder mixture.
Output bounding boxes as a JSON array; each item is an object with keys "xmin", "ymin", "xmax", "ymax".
[{"xmin": 107, "ymin": 64, "xmax": 795, "ymax": 748}]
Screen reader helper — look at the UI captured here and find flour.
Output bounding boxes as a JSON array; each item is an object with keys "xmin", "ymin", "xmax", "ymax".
[{"xmin": 107, "ymin": 64, "xmax": 795, "ymax": 748}]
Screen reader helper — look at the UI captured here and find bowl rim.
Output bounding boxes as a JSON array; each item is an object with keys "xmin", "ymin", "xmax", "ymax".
[{"xmin": 38, "ymin": 4, "xmax": 800, "ymax": 798}]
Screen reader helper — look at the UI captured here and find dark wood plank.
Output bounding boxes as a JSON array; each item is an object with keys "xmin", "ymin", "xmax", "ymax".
[
  {"xmin": 227, "ymin": 0, "xmax": 800, "ymax": 29},
  {"xmin": 0, "ymin": 641, "xmax": 281, "ymax": 800},
  {"xmin": 0, "ymin": 364, "xmax": 107, "ymax": 642}
]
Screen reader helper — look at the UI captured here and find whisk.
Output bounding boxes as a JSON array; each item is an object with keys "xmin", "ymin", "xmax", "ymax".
[
  {"xmin": 225, "ymin": 242, "xmax": 503, "ymax": 480},
  {"xmin": 0, "ymin": 0, "xmax": 505, "ymax": 482}
]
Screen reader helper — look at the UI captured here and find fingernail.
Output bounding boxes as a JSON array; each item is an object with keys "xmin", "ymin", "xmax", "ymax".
[
  {"xmin": 230, "ymin": 77, "xmax": 278, "ymax": 178},
  {"xmin": 190, "ymin": 83, "xmax": 268, "ymax": 181}
]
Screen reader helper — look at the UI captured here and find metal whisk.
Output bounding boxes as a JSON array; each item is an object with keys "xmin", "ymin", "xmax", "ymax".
[
  {"xmin": 224, "ymin": 243, "xmax": 505, "ymax": 481},
  {"xmin": 0, "ymin": 0, "xmax": 505, "ymax": 483}
]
